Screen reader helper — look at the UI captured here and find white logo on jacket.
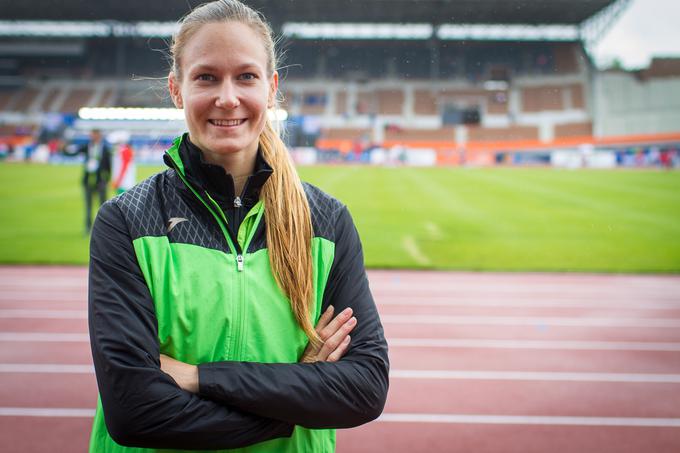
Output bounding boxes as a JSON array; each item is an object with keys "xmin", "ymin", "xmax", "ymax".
[{"xmin": 167, "ymin": 217, "xmax": 189, "ymax": 233}]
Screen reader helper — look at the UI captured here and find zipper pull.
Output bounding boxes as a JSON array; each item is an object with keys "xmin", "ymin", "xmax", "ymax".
[
  {"xmin": 234, "ymin": 196, "xmax": 242, "ymax": 208},
  {"xmin": 236, "ymin": 254, "xmax": 244, "ymax": 272}
]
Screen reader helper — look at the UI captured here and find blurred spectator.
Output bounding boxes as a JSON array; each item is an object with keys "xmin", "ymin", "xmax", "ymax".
[
  {"xmin": 112, "ymin": 141, "xmax": 136, "ymax": 194},
  {"xmin": 63, "ymin": 129, "xmax": 112, "ymax": 234}
]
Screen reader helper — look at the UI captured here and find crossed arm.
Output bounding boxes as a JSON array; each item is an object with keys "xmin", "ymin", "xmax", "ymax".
[
  {"xmin": 160, "ymin": 303, "xmax": 357, "ymax": 393},
  {"xmin": 89, "ymin": 200, "xmax": 389, "ymax": 449}
]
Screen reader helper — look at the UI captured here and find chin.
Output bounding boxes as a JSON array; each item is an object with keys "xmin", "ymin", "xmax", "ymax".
[{"xmin": 208, "ymin": 138, "xmax": 258, "ymax": 155}]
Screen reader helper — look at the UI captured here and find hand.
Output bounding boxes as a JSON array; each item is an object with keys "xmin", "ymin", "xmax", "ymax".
[
  {"xmin": 299, "ymin": 306, "xmax": 357, "ymax": 363},
  {"xmin": 160, "ymin": 354, "xmax": 199, "ymax": 394}
]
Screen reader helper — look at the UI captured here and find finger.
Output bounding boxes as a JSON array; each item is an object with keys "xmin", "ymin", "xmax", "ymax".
[
  {"xmin": 326, "ymin": 335, "xmax": 351, "ymax": 362},
  {"xmin": 318, "ymin": 316, "xmax": 357, "ymax": 359},
  {"xmin": 314, "ymin": 305, "xmax": 334, "ymax": 334},
  {"xmin": 319, "ymin": 307, "xmax": 353, "ymax": 341}
]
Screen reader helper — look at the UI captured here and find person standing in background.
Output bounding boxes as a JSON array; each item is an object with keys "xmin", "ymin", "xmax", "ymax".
[{"xmin": 76, "ymin": 129, "xmax": 111, "ymax": 233}]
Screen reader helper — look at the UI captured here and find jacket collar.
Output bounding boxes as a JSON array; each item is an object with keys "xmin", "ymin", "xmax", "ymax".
[{"xmin": 164, "ymin": 133, "xmax": 273, "ymax": 204}]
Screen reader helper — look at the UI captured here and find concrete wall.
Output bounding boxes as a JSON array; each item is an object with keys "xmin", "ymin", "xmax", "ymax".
[{"xmin": 594, "ymin": 72, "xmax": 680, "ymax": 137}]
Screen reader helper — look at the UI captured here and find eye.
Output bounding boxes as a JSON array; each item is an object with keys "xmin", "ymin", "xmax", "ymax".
[
  {"xmin": 197, "ymin": 74, "xmax": 216, "ymax": 81},
  {"xmin": 238, "ymin": 73, "xmax": 258, "ymax": 80}
]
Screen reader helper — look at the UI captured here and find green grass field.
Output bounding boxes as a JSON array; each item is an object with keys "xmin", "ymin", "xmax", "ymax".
[{"xmin": 1, "ymin": 162, "xmax": 679, "ymax": 272}]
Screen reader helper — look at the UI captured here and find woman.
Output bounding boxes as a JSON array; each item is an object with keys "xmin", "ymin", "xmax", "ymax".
[{"xmin": 87, "ymin": 1, "xmax": 389, "ymax": 452}]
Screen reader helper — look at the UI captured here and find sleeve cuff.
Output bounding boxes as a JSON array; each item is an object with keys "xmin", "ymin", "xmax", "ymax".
[{"xmin": 197, "ymin": 363, "xmax": 295, "ymax": 438}]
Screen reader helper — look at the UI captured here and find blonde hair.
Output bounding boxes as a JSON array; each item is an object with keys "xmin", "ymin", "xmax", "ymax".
[{"xmin": 171, "ymin": 0, "xmax": 320, "ymax": 347}]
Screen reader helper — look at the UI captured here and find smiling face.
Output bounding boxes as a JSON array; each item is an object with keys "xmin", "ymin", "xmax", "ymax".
[{"xmin": 169, "ymin": 21, "xmax": 278, "ymax": 162}]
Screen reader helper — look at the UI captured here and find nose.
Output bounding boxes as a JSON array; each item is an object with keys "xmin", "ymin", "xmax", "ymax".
[{"xmin": 215, "ymin": 81, "xmax": 240, "ymax": 109}]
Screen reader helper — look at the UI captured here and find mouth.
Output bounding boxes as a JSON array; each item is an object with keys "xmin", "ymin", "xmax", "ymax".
[{"xmin": 209, "ymin": 119, "xmax": 246, "ymax": 127}]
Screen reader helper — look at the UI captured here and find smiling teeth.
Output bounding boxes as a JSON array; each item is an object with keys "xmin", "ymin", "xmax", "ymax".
[{"xmin": 211, "ymin": 119, "xmax": 244, "ymax": 126}]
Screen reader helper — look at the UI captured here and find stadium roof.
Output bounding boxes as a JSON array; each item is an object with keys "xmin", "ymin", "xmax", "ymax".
[{"xmin": 3, "ymin": 0, "xmax": 619, "ymax": 26}]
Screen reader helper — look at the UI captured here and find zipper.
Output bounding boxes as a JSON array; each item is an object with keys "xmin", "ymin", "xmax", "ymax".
[
  {"xmin": 167, "ymin": 156, "xmax": 266, "ymax": 274},
  {"xmin": 166, "ymin": 157, "xmax": 243, "ymax": 270},
  {"xmin": 165, "ymin": 146, "xmax": 266, "ymax": 360},
  {"xmin": 232, "ymin": 196, "xmax": 243, "ymax": 271}
]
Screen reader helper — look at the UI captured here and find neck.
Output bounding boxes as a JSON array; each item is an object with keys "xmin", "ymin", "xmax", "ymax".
[{"xmin": 200, "ymin": 145, "xmax": 257, "ymax": 197}]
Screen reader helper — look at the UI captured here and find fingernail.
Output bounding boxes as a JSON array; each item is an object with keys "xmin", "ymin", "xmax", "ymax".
[
  {"xmin": 327, "ymin": 305, "xmax": 334, "ymax": 313},
  {"xmin": 342, "ymin": 307, "xmax": 352, "ymax": 316},
  {"xmin": 343, "ymin": 335, "xmax": 351, "ymax": 344},
  {"xmin": 347, "ymin": 317, "xmax": 357, "ymax": 326}
]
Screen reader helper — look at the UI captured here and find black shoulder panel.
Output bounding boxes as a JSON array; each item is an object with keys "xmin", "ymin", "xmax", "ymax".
[
  {"xmin": 114, "ymin": 174, "xmax": 166, "ymax": 239},
  {"xmin": 114, "ymin": 170, "xmax": 229, "ymax": 253},
  {"xmin": 302, "ymin": 182, "xmax": 344, "ymax": 243}
]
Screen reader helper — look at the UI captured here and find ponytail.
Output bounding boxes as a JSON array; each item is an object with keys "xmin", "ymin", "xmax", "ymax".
[{"xmin": 260, "ymin": 119, "xmax": 321, "ymax": 348}]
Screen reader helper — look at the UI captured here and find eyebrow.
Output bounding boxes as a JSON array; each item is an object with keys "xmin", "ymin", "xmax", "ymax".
[{"xmin": 189, "ymin": 62, "xmax": 264, "ymax": 74}]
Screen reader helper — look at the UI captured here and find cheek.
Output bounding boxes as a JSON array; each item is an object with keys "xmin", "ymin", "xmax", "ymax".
[
  {"xmin": 246, "ymin": 85, "xmax": 271, "ymax": 111},
  {"xmin": 183, "ymin": 91, "xmax": 212, "ymax": 117}
]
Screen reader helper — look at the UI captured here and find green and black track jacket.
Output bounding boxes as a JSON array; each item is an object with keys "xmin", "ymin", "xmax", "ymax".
[{"xmin": 88, "ymin": 134, "xmax": 390, "ymax": 453}]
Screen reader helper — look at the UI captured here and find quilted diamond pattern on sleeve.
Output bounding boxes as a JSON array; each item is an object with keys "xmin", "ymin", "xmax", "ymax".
[
  {"xmin": 303, "ymin": 182, "xmax": 344, "ymax": 242},
  {"xmin": 114, "ymin": 171, "xmax": 229, "ymax": 254}
]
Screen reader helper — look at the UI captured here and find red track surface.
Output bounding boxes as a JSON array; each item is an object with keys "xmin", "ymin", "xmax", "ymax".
[{"xmin": 1, "ymin": 266, "xmax": 679, "ymax": 452}]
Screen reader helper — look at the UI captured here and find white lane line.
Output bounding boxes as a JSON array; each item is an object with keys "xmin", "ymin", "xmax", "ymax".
[
  {"xmin": 375, "ymin": 297, "xmax": 680, "ymax": 310},
  {"xmin": 2, "ymin": 407, "xmax": 678, "ymax": 426},
  {"xmin": 0, "ymin": 408, "xmax": 95, "ymax": 418},
  {"xmin": 377, "ymin": 413, "xmax": 680, "ymax": 427},
  {"xmin": 1, "ymin": 305, "xmax": 678, "ymax": 318},
  {"xmin": 0, "ymin": 364, "xmax": 93, "ymax": 374},
  {"xmin": 0, "ymin": 333, "xmax": 89, "ymax": 342},
  {"xmin": 0, "ymin": 310, "xmax": 87, "ymax": 319},
  {"xmin": 2, "ymin": 333, "xmax": 680, "ymax": 351},
  {"xmin": 371, "ymin": 285, "xmax": 680, "ymax": 293},
  {"xmin": 402, "ymin": 235, "xmax": 431, "ymax": 266},
  {"xmin": 389, "ymin": 338, "xmax": 680, "ymax": 351},
  {"xmin": 0, "ymin": 294, "xmax": 85, "ymax": 301},
  {"xmin": 0, "ymin": 280, "xmax": 86, "ymax": 289},
  {"xmin": 2, "ymin": 365, "xmax": 679, "ymax": 384},
  {"xmin": 382, "ymin": 314, "xmax": 680, "ymax": 328},
  {"xmin": 390, "ymin": 369, "xmax": 680, "ymax": 383}
]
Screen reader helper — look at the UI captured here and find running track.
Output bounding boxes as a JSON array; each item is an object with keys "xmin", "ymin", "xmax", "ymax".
[{"xmin": 1, "ymin": 266, "xmax": 679, "ymax": 452}]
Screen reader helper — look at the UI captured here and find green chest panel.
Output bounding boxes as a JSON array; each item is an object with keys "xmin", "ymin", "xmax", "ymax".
[{"xmin": 132, "ymin": 237, "xmax": 335, "ymax": 365}]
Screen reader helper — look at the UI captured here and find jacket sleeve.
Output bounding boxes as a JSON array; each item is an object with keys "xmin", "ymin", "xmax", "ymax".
[
  {"xmin": 198, "ymin": 205, "xmax": 390, "ymax": 429},
  {"xmin": 89, "ymin": 200, "xmax": 294, "ymax": 449}
]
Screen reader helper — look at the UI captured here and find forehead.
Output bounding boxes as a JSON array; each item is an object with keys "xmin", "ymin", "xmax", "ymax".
[{"xmin": 180, "ymin": 21, "xmax": 269, "ymax": 73}]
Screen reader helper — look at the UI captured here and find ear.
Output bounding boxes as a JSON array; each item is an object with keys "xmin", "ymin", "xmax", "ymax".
[
  {"xmin": 267, "ymin": 71, "xmax": 279, "ymax": 109},
  {"xmin": 168, "ymin": 72, "xmax": 183, "ymax": 109}
]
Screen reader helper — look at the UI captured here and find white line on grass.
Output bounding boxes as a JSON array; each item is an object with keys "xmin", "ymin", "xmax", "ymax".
[
  {"xmin": 0, "ymin": 408, "xmax": 95, "ymax": 418},
  {"xmin": 390, "ymin": 369, "xmax": 680, "ymax": 383},
  {"xmin": 389, "ymin": 338, "xmax": 680, "ymax": 351},
  {"xmin": 381, "ymin": 314, "xmax": 680, "ymax": 328},
  {"xmin": 401, "ymin": 235, "xmax": 431, "ymax": 266},
  {"xmin": 377, "ymin": 413, "xmax": 680, "ymax": 427},
  {"xmin": 424, "ymin": 222, "xmax": 444, "ymax": 240}
]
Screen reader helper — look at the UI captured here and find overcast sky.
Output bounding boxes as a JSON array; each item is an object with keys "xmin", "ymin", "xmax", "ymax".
[{"xmin": 591, "ymin": 0, "xmax": 680, "ymax": 69}]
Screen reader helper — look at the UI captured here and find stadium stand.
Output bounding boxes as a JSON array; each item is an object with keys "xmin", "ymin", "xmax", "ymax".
[{"xmin": 0, "ymin": 0, "xmax": 678, "ymax": 167}]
